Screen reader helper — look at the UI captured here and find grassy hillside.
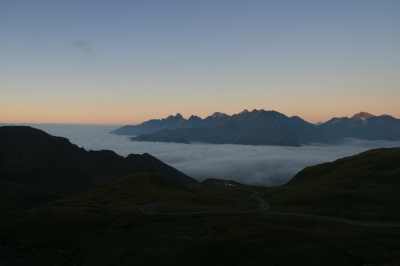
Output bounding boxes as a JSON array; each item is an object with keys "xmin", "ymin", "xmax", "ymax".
[
  {"xmin": 0, "ymin": 126, "xmax": 197, "ymax": 209},
  {"xmin": 287, "ymin": 147, "xmax": 400, "ymax": 188},
  {"xmin": 2, "ymin": 136, "xmax": 400, "ymax": 266},
  {"xmin": 53, "ymin": 173, "xmax": 259, "ymax": 213},
  {"xmin": 260, "ymin": 148, "xmax": 400, "ymax": 221},
  {"xmin": 1, "ymin": 173, "xmax": 400, "ymax": 266}
]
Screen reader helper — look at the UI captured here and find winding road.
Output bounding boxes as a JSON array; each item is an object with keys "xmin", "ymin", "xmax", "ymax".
[
  {"xmin": 263, "ymin": 212, "xmax": 400, "ymax": 227},
  {"xmin": 140, "ymin": 192, "xmax": 269, "ymax": 215},
  {"xmin": 139, "ymin": 191, "xmax": 400, "ymax": 227}
]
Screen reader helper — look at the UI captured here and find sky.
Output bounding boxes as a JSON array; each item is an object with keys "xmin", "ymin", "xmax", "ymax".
[{"xmin": 1, "ymin": 0, "xmax": 399, "ymax": 125}]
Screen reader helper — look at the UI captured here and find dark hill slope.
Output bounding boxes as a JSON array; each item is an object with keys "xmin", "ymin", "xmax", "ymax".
[
  {"xmin": 261, "ymin": 147, "xmax": 400, "ymax": 221},
  {"xmin": 87, "ymin": 150, "xmax": 196, "ymax": 185},
  {"xmin": 57, "ymin": 172, "xmax": 258, "ymax": 213},
  {"xmin": 2, "ymin": 174, "xmax": 400, "ymax": 265},
  {"xmin": 0, "ymin": 126, "xmax": 197, "ymax": 208},
  {"xmin": 287, "ymin": 147, "xmax": 400, "ymax": 189},
  {"xmin": 63, "ymin": 172, "xmax": 196, "ymax": 210}
]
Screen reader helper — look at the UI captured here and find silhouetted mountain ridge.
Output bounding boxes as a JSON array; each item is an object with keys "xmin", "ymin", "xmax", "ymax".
[
  {"xmin": 320, "ymin": 112, "xmax": 400, "ymax": 141},
  {"xmin": 0, "ymin": 126, "xmax": 197, "ymax": 208},
  {"xmin": 111, "ymin": 112, "xmax": 228, "ymax": 135},
  {"xmin": 116, "ymin": 110, "xmax": 400, "ymax": 146},
  {"xmin": 351, "ymin": 111, "xmax": 374, "ymax": 119}
]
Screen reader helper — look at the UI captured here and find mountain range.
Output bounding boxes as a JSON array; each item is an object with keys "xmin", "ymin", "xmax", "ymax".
[
  {"xmin": 110, "ymin": 112, "xmax": 228, "ymax": 135},
  {"xmin": 111, "ymin": 109, "xmax": 400, "ymax": 146}
]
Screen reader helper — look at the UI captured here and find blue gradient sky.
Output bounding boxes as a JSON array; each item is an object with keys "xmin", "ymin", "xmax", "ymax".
[{"xmin": 1, "ymin": 1, "xmax": 399, "ymax": 124}]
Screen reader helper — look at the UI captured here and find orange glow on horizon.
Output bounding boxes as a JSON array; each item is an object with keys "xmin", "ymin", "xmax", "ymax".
[{"xmin": 2, "ymin": 105, "xmax": 399, "ymax": 126}]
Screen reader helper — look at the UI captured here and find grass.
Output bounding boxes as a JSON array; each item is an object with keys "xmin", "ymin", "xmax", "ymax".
[
  {"xmin": 2, "ymin": 210, "xmax": 400, "ymax": 265},
  {"xmin": 258, "ymin": 148, "xmax": 400, "ymax": 222},
  {"xmin": 259, "ymin": 186, "xmax": 400, "ymax": 221},
  {"xmin": 1, "ymin": 172, "xmax": 400, "ymax": 265},
  {"xmin": 2, "ymin": 128, "xmax": 400, "ymax": 265}
]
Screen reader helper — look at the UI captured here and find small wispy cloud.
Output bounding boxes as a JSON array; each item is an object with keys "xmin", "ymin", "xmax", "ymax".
[
  {"xmin": 158, "ymin": 60, "xmax": 179, "ymax": 72},
  {"xmin": 71, "ymin": 39, "xmax": 94, "ymax": 54}
]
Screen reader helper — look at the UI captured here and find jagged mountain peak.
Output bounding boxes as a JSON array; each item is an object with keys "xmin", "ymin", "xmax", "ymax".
[
  {"xmin": 352, "ymin": 112, "xmax": 374, "ymax": 119},
  {"xmin": 112, "ymin": 110, "xmax": 400, "ymax": 144},
  {"xmin": 211, "ymin": 112, "xmax": 227, "ymax": 118},
  {"xmin": 188, "ymin": 115, "xmax": 201, "ymax": 120},
  {"xmin": 175, "ymin": 113, "xmax": 183, "ymax": 118},
  {"xmin": 290, "ymin": 115, "xmax": 307, "ymax": 122},
  {"xmin": 166, "ymin": 113, "xmax": 184, "ymax": 120}
]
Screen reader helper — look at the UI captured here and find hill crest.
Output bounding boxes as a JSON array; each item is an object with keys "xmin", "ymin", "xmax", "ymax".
[{"xmin": 0, "ymin": 126, "xmax": 197, "ymax": 208}]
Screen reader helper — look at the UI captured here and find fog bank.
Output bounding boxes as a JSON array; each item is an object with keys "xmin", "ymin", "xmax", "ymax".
[
  {"xmin": 21, "ymin": 124, "xmax": 400, "ymax": 186},
  {"xmin": 131, "ymin": 139, "xmax": 400, "ymax": 186}
]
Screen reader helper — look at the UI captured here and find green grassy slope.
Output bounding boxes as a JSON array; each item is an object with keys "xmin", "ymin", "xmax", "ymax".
[
  {"xmin": 1, "ymin": 173, "xmax": 400, "ymax": 266},
  {"xmin": 2, "ymin": 147, "xmax": 400, "ymax": 265},
  {"xmin": 260, "ymin": 148, "xmax": 400, "ymax": 221},
  {"xmin": 287, "ymin": 147, "xmax": 400, "ymax": 188},
  {"xmin": 0, "ymin": 126, "xmax": 197, "ymax": 209},
  {"xmin": 52, "ymin": 173, "xmax": 260, "ymax": 214}
]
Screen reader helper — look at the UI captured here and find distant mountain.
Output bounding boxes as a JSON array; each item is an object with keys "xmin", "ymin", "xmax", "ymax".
[
  {"xmin": 123, "ymin": 110, "xmax": 400, "ymax": 146},
  {"xmin": 319, "ymin": 112, "xmax": 400, "ymax": 141},
  {"xmin": 204, "ymin": 109, "xmax": 329, "ymax": 145},
  {"xmin": 0, "ymin": 126, "xmax": 198, "ymax": 208},
  {"xmin": 129, "ymin": 109, "xmax": 329, "ymax": 146},
  {"xmin": 131, "ymin": 127, "xmax": 219, "ymax": 144},
  {"xmin": 111, "ymin": 112, "xmax": 229, "ymax": 135}
]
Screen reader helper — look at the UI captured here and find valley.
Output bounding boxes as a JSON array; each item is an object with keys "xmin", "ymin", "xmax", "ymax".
[
  {"xmin": 3, "ymin": 1, "xmax": 399, "ymax": 265},
  {"xmin": 1, "ymin": 127, "xmax": 399, "ymax": 265}
]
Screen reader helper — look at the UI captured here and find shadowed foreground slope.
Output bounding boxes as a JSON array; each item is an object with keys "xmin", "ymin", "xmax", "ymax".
[
  {"xmin": 260, "ymin": 147, "xmax": 400, "ymax": 221},
  {"xmin": 0, "ymin": 126, "xmax": 197, "ymax": 208},
  {"xmin": 1, "ymin": 127, "xmax": 400, "ymax": 265},
  {"xmin": 1, "ymin": 173, "xmax": 400, "ymax": 266}
]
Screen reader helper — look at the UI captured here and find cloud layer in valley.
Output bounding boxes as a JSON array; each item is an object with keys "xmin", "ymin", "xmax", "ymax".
[
  {"xmin": 22, "ymin": 124, "xmax": 400, "ymax": 186},
  {"xmin": 132, "ymin": 139, "xmax": 400, "ymax": 186}
]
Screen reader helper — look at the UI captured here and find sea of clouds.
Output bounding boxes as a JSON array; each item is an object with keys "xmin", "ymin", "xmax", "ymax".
[{"xmin": 8, "ymin": 124, "xmax": 400, "ymax": 186}]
